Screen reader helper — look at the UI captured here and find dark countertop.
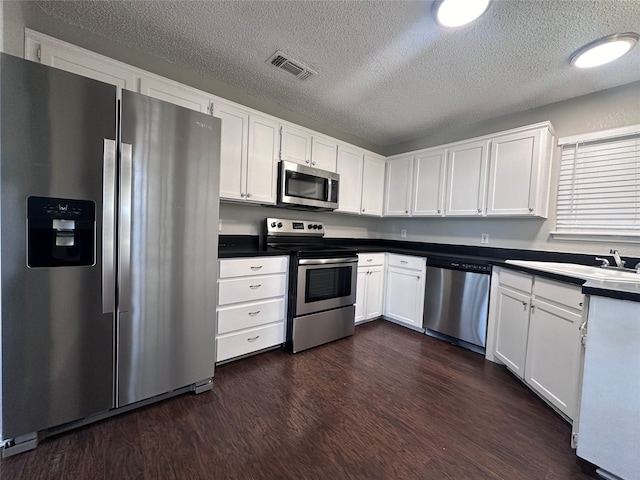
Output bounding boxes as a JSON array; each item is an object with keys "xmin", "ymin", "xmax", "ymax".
[
  {"xmin": 218, "ymin": 235, "xmax": 640, "ymax": 302},
  {"xmin": 218, "ymin": 245, "xmax": 289, "ymax": 258}
]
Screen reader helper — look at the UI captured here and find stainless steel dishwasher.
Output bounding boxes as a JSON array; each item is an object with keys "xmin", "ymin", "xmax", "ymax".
[{"xmin": 423, "ymin": 258, "xmax": 491, "ymax": 353}]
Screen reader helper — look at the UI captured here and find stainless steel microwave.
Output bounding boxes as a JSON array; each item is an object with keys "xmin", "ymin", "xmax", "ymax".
[{"xmin": 278, "ymin": 160, "xmax": 339, "ymax": 210}]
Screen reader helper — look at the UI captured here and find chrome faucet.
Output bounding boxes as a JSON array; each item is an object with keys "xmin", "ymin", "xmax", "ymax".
[{"xmin": 610, "ymin": 249, "xmax": 625, "ymax": 268}]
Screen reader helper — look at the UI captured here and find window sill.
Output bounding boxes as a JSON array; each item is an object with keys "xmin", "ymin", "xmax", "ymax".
[{"xmin": 550, "ymin": 231, "xmax": 640, "ymax": 243}]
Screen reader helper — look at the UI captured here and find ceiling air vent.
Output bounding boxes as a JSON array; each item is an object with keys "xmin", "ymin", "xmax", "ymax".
[{"xmin": 267, "ymin": 51, "xmax": 317, "ymax": 81}]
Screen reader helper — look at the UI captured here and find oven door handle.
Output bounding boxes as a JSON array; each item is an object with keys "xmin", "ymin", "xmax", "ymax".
[{"xmin": 298, "ymin": 257, "xmax": 358, "ymax": 266}]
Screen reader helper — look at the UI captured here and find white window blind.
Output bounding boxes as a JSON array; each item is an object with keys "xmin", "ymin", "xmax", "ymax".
[{"xmin": 556, "ymin": 132, "xmax": 640, "ymax": 237}]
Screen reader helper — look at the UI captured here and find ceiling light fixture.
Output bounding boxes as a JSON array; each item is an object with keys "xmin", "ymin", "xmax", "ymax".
[
  {"xmin": 570, "ymin": 33, "xmax": 639, "ymax": 68},
  {"xmin": 433, "ymin": 0, "xmax": 490, "ymax": 28}
]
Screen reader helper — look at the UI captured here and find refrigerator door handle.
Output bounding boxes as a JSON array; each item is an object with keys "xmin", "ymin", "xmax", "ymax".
[
  {"xmin": 119, "ymin": 143, "xmax": 133, "ymax": 313},
  {"xmin": 102, "ymin": 139, "xmax": 117, "ymax": 314}
]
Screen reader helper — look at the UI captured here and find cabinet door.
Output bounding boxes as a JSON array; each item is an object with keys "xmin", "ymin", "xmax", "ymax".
[
  {"xmin": 311, "ymin": 136, "xmax": 338, "ymax": 172},
  {"xmin": 280, "ymin": 125, "xmax": 312, "ymax": 166},
  {"xmin": 525, "ymin": 299, "xmax": 582, "ymax": 419},
  {"xmin": 384, "ymin": 266, "xmax": 424, "ymax": 328},
  {"xmin": 336, "ymin": 145, "xmax": 364, "ymax": 214},
  {"xmin": 384, "ymin": 156, "xmax": 413, "ymax": 216},
  {"xmin": 215, "ymin": 104, "xmax": 249, "ymax": 201},
  {"xmin": 355, "ymin": 268, "xmax": 368, "ymax": 323},
  {"xmin": 31, "ymin": 37, "xmax": 139, "ymax": 99},
  {"xmin": 494, "ymin": 286, "xmax": 531, "ymax": 378},
  {"xmin": 412, "ymin": 149, "xmax": 446, "ymax": 216},
  {"xmin": 487, "ymin": 128, "xmax": 543, "ymax": 216},
  {"xmin": 365, "ymin": 266, "xmax": 384, "ymax": 320},
  {"xmin": 246, "ymin": 115, "xmax": 279, "ymax": 204},
  {"xmin": 139, "ymin": 77, "xmax": 211, "ymax": 113},
  {"xmin": 361, "ymin": 154, "xmax": 385, "ymax": 216},
  {"xmin": 445, "ymin": 140, "xmax": 489, "ymax": 216}
]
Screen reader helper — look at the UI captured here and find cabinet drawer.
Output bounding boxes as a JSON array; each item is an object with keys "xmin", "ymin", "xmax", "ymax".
[
  {"xmin": 216, "ymin": 323, "xmax": 284, "ymax": 362},
  {"xmin": 387, "ymin": 253, "xmax": 424, "ymax": 271},
  {"xmin": 219, "ymin": 256, "xmax": 288, "ymax": 279},
  {"xmin": 499, "ymin": 268, "xmax": 533, "ymax": 293},
  {"xmin": 533, "ymin": 276, "xmax": 583, "ymax": 312},
  {"xmin": 358, "ymin": 253, "xmax": 385, "ymax": 267},
  {"xmin": 217, "ymin": 298, "xmax": 285, "ymax": 334},
  {"xmin": 218, "ymin": 274, "xmax": 287, "ymax": 305}
]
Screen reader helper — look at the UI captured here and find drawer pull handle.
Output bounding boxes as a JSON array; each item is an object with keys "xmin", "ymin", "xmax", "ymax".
[
  {"xmin": 248, "ymin": 310, "xmax": 261, "ymax": 316},
  {"xmin": 367, "ymin": 259, "xmax": 373, "ymax": 262},
  {"xmin": 250, "ymin": 265, "xmax": 263, "ymax": 271},
  {"xmin": 400, "ymin": 260, "xmax": 408, "ymax": 264},
  {"xmin": 522, "ymin": 301, "xmax": 527, "ymax": 311},
  {"xmin": 579, "ymin": 302, "xmax": 583, "ymax": 307},
  {"xmin": 249, "ymin": 284, "xmax": 262, "ymax": 289},
  {"xmin": 247, "ymin": 335, "xmax": 260, "ymax": 342}
]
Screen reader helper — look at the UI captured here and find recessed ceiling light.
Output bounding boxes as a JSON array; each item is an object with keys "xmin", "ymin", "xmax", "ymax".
[
  {"xmin": 570, "ymin": 33, "xmax": 639, "ymax": 68},
  {"xmin": 433, "ymin": 0, "xmax": 490, "ymax": 28}
]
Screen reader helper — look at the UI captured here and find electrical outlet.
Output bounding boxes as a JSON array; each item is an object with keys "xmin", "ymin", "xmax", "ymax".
[
  {"xmin": 481, "ymin": 233, "xmax": 489, "ymax": 244},
  {"xmin": 400, "ymin": 229, "xmax": 407, "ymax": 238}
]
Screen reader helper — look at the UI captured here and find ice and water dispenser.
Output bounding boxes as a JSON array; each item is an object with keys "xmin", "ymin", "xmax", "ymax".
[{"xmin": 27, "ymin": 196, "xmax": 95, "ymax": 267}]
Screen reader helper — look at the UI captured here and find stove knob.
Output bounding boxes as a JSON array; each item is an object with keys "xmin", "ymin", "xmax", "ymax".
[
  {"xmin": 270, "ymin": 222, "xmax": 277, "ymax": 228},
  {"xmin": 277, "ymin": 222, "xmax": 283, "ymax": 228},
  {"xmin": 314, "ymin": 224, "xmax": 320, "ymax": 229},
  {"xmin": 308, "ymin": 224, "xmax": 313, "ymax": 229},
  {"xmin": 317, "ymin": 224, "xmax": 323, "ymax": 230}
]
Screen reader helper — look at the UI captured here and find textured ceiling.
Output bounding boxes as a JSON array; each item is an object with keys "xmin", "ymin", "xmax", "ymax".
[{"xmin": 36, "ymin": 0, "xmax": 640, "ymax": 148}]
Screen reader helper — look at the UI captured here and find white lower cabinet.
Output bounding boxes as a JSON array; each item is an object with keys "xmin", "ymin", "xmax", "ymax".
[
  {"xmin": 383, "ymin": 254, "xmax": 426, "ymax": 328},
  {"xmin": 493, "ymin": 270, "xmax": 533, "ymax": 378},
  {"xmin": 354, "ymin": 253, "xmax": 385, "ymax": 324},
  {"xmin": 216, "ymin": 256, "xmax": 288, "ymax": 362},
  {"xmin": 489, "ymin": 267, "xmax": 584, "ymax": 420},
  {"xmin": 526, "ymin": 277, "xmax": 583, "ymax": 420}
]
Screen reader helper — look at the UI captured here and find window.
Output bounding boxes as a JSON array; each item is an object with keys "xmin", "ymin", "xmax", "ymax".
[{"xmin": 554, "ymin": 125, "xmax": 640, "ymax": 241}]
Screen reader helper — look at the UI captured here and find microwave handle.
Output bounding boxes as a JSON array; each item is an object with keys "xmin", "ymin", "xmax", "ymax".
[{"xmin": 329, "ymin": 178, "xmax": 339, "ymax": 204}]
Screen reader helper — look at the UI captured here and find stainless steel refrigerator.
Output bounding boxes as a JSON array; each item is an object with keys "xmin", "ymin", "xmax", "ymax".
[{"xmin": 0, "ymin": 54, "xmax": 221, "ymax": 455}]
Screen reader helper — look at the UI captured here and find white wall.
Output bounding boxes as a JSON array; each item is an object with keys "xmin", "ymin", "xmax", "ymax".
[
  {"xmin": 220, "ymin": 202, "xmax": 383, "ymax": 239},
  {"xmin": 1, "ymin": 1, "xmax": 27, "ymax": 57}
]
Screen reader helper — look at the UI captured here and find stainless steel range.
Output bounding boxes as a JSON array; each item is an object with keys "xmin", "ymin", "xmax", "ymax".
[{"xmin": 265, "ymin": 218, "xmax": 357, "ymax": 353}]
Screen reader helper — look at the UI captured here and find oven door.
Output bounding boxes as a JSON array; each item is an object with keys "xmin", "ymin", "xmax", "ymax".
[{"xmin": 295, "ymin": 257, "xmax": 358, "ymax": 316}]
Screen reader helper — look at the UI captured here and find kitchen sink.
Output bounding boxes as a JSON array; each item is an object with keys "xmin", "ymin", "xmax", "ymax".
[{"xmin": 505, "ymin": 260, "xmax": 640, "ymax": 284}]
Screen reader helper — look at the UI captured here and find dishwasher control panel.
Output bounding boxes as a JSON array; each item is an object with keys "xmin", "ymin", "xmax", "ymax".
[{"xmin": 428, "ymin": 258, "xmax": 492, "ymax": 273}]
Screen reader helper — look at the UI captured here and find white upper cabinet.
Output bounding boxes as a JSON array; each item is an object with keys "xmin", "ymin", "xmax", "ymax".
[
  {"xmin": 445, "ymin": 139, "xmax": 489, "ymax": 216},
  {"xmin": 139, "ymin": 77, "xmax": 211, "ymax": 113},
  {"xmin": 311, "ymin": 136, "xmax": 338, "ymax": 172},
  {"xmin": 25, "ymin": 29, "xmax": 139, "ymax": 98},
  {"xmin": 335, "ymin": 145, "xmax": 364, "ymax": 214},
  {"xmin": 245, "ymin": 115, "xmax": 279, "ymax": 204},
  {"xmin": 486, "ymin": 123, "xmax": 554, "ymax": 217},
  {"xmin": 280, "ymin": 126, "xmax": 338, "ymax": 172},
  {"xmin": 384, "ymin": 156, "xmax": 413, "ymax": 216},
  {"xmin": 280, "ymin": 125, "xmax": 312, "ymax": 166},
  {"xmin": 361, "ymin": 153, "xmax": 386, "ymax": 216},
  {"xmin": 385, "ymin": 122, "xmax": 554, "ymax": 219},
  {"xmin": 215, "ymin": 103, "xmax": 278, "ymax": 205},
  {"xmin": 412, "ymin": 148, "xmax": 447, "ymax": 216},
  {"xmin": 215, "ymin": 103, "xmax": 250, "ymax": 202}
]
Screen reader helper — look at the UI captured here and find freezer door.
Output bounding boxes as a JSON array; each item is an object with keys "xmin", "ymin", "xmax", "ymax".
[
  {"xmin": 117, "ymin": 90, "xmax": 220, "ymax": 407},
  {"xmin": 0, "ymin": 54, "xmax": 117, "ymax": 439}
]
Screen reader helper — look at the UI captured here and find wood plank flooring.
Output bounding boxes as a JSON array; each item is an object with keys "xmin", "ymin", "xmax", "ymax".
[{"xmin": 0, "ymin": 320, "xmax": 597, "ymax": 479}]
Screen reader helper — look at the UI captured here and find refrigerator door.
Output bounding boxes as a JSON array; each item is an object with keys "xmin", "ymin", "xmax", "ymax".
[
  {"xmin": 117, "ymin": 90, "xmax": 220, "ymax": 407},
  {"xmin": 0, "ymin": 54, "xmax": 116, "ymax": 439}
]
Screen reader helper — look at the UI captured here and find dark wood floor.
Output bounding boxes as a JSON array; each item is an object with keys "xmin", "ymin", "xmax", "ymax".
[{"xmin": 0, "ymin": 320, "xmax": 597, "ymax": 480}]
